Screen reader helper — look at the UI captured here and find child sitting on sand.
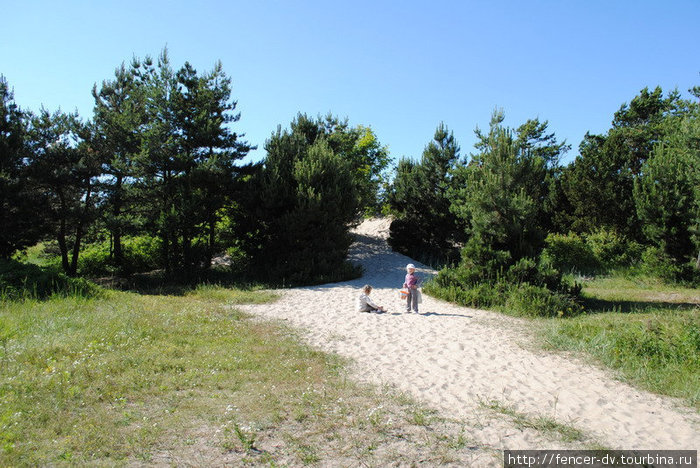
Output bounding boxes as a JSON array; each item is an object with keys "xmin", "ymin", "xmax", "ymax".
[
  {"xmin": 357, "ymin": 284, "xmax": 386, "ymax": 313},
  {"xmin": 403, "ymin": 263, "xmax": 421, "ymax": 313}
]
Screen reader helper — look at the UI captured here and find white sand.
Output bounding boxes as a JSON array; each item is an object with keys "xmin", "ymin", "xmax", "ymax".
[{"xmin": 238, "ymin": 218, "xmax": 699, "ymax": 450}]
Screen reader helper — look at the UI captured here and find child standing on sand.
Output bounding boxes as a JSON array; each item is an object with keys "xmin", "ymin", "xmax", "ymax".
[{"xmin": 403, "ymin": 263, "xmax": 420, "ymax": 313}]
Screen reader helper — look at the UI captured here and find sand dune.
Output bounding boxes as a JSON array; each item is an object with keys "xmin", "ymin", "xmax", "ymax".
[{"xmin": 238, "ymin": 218, "xmax": 699, "ymax": 451}]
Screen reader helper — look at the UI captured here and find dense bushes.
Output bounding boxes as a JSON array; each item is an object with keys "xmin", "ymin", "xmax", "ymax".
[
  {"xmin": 585, "ymin": 229, "xmax": 644, "ymax": 269},
  {"xmin": 235, "ymin": 115, "xmax": 367, "ymax": 285},
  {"xmin": 78, "ymin": 236, "xmax": 162, "ymax": 277},
  {"xmin": 541, "ymin": 229, "xmax": 645, "ymax": 275},
  {"xmin": 640, "ymin": 246, "xmax": 700, "ymax": 284},
  {"xmin": 0, "ymin": 259, "xmax": 101, "ymax": 300},
  {"xmin": 425, "ymin": 242, "xmax": 583, "ymax": 318},
  {"xmin": 540, "ymin": 232, "xmax": 600, "ymax": 275},
  {"xmin": 426, "ymin": 272, "xmax": 583, "ymax": 318},
  {"xmin": 541, "ymin": 229, "xmax": 699, "ymax": 285},
  {"xmin": 505, "ymin": 285, "xmax": 583, "ymax": 318}
]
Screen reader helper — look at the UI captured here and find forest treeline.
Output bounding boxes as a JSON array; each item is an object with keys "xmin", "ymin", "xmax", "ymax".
[
  {"xmin": 0, "ymin": 50, "xmax": 390, "ymax": 289},
  {"xmin": 1, "ymin": 50, "xmax": 698, "ymax": 304},
  {"xmin": 389, "ymin": 88, "xmax": 699, "ymax": 316}
]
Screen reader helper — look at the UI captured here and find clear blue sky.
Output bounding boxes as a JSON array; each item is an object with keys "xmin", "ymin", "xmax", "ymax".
[{"xmin": 3, "ymin": 0, "xmax": 699, "ymax": 165}]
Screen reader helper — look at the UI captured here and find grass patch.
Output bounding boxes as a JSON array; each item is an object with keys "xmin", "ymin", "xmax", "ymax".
[
  {"xmin": 540, "ymin": 275, "xmax": 700, "ymax": 409},
  {"xmin": 0, "ymin": 286, "xmax": 483, "ymax": 466},
  {"xmin": 482, "ymin": 399, "xmax": 589, "ymax": 444},
  {"xmin": 578, "ymin": 275, "xmax": 700, "ymax": 306},
  {"xmin": 0, "ymin": 259, "xmax": 101, "ymax": 301},
  {"xmin": 185, "ymin": 283, "xmax": 278, "ymax": 305}
]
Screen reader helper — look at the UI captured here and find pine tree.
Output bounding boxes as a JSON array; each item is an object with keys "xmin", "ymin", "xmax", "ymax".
[
  {"xmin": 448, "ymin": 112, "xmax": 567, "ymax": 263},
  {"xmin": 562, "ymin": 87, "xmax": 682, "ymax": 239},
  {"xmin": 0, "ymin": 76, "xmax": 46, "ymax": 258},
  {"xmin": 290, "ymin": 113, "xmax": 390, "ymax": 214},
  {"xmin": 241, "ymin": 117, "xmax": 360, "ymax": 284},
  {"xmin": 137, "ymin": 51, "xmax": 251, "ymax": 278},
  {"xmin": 91, "ymin": 59, "xmax": 151, "ymax": 270},
  {"xmin": 388, "ymin": 123, "xmax": 461, "ymax": 265},
  {"xmin": 27, "ymin": 110, "xmax": 101, "ymax": 275},
  {"xmin": 634, "ymin": 108, "xmax": 700, "ymax": 275}
]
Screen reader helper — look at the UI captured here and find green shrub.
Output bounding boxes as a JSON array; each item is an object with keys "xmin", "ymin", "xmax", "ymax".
[
  {"xmin": 426, "ymin": 233, "xmax": 584, "ymax": 317},
  {"xmin": 585, "ymin": 228, "xmax": 643, "ymax": 269},
  {"xmin": 542, "ymin": 232, "xmax": 600, "ymax": 274},
  {"xmin": 223, "ymin": 245, "xmax": 251, "ymax": 273},
  {"xmin": 425, "ymin": 280, "xmax": 508, "ymax": 309},
  {"xmin": 641, "ymin": 246, "xmax": 699, "ymax": 284},
  {"xmin": 79, "ymin": 236, "xmax": 162, "ymax": 276},
  {"xmin": 506, "ymin": 257, "xmax": 573, "ymax": 293},
  {"xmin": 77, "ymin": 242, "xmax": 112, "ymax": 276},
  {"xmin": 0, "ymin": 259, "xmax": 101, "ymax": 300},
  {"xmin": 426, "ymin": 256, "xmax": 581, "ymax": 315},
  {"xmin": 504, "ymin": 284, "xmax": 583, "ymax": 318}
]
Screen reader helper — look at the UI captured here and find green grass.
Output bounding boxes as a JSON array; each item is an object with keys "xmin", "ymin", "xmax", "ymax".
[
  {"xmin": 12, "ymin": 242, "xmax": 55, "ymax": 267},
  {"xmin": 0, "ymin": 284, "xmax": 483, "ymax": 466},
  {"xmin": 539, "ymin": 274, "xmax": 700, "ymax": 409},
  {"xmin": 0, "ymin": 259, "xmax": 102, "ymax": 301},
  {"xmin": 578, "ymin": 274, "xmax": 700, "ymax": 304},
  {"xmin": 481, "ymin": 399, "xmax": 589, "ymax": 444}
]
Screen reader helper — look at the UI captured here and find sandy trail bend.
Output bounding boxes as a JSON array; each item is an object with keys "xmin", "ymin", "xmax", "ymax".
[{"xmin": 238, "ymin": 218, "xmax": 699, "ymax": 450}]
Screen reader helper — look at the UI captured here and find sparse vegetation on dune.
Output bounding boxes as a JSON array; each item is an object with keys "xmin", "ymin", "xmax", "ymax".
[{"xmin": 0, "ymin": 286, "xmax": 484, "ymax": 466}]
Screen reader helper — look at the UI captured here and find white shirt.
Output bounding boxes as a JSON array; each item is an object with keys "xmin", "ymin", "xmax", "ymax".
[{"xmin": 357, "ymin": 292, "xmax": 379, "ymax": 312}]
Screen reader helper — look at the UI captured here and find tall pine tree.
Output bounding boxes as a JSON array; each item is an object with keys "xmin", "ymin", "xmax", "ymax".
[
  {"xmin": 388, "ymin": 122, "xmax": 462, "ymax": 265},
  {"xmin": 92, "ymin": 59, "xmax": 151, "ymax": 270},
  {"xmin": 0, "ymin": 76, "xmax": 46, "ymax": 258}
]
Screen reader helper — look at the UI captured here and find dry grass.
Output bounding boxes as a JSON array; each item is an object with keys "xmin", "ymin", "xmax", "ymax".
[{"xmin": 1, "ymin": 286, "xmax": 493, "ymax": 466}]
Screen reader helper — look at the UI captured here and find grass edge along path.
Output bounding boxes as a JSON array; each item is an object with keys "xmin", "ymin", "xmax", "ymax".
[
  {"xmin": 535, "ymin": 276, "xmax": 700, "ymax": 410},
  {"xmin": 2, "ymin": 285, "xmax": 490, "ymax": 466}
]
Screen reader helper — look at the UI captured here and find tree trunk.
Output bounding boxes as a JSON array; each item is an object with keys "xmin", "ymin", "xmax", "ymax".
[
  {"xmin": 112, "ymin": 174, "xmax": 123, "ymax": 268},
  {"xmin": 162, "ymin": 171, "xmax": 173, "ymax": 276},
  {"xmin": 57, "ymin": 191, "xmax": 70, "ymax": 274},
  {"xmin": 163, "ymin": 233, "xmax": 171, "ymax": 276},
  {"xmin": 69, "ymin": 180, "xmax": 93, "ymax": 276},
  {"xmin": 58, "ymin": 217, "xmax": 70, "ymax": 274},
  {"xmin": 206, "ymin": 214, "xmax": 215, "ymax": 271},
  {"xmin": 69, "ymin": 224, "xmax": 82, "ymax": 277}
]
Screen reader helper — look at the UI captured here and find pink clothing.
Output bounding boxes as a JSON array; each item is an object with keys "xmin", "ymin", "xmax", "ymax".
[{"xmin": 404, "ymin": 272, "xmax": 419, "ymax": 289}]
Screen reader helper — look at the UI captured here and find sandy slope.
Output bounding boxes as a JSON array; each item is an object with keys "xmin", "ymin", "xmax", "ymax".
[{"xmin": 238, "ymin": 218, "xmax": 699, "ymax": 451}]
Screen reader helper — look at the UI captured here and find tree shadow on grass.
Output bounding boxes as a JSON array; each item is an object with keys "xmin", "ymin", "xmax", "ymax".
[
  {"xmin": 0, "ymin": 259, "xmax": 102, "ymax": 301},
  {"xmin": 103, "ymin": 269, "xmax": 266, "ymax": 297},
  {"xmin": 582, "ymin": 297, "xmax": 699, "ymax": 315}
]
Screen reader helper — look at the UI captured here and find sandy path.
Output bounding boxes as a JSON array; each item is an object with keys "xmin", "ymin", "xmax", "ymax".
[{"xmin": 238, "ymin": 218, "xmax": 699, "ymax": 451}]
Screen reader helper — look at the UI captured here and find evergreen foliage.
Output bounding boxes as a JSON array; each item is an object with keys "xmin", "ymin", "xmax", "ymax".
[
  {"xmin": 388, "ymin": 123, "xmax": 462, "ymax": 265},
  {"xmin": 2, "ymin": 52, "xmax": 698, "ymax": 298},
  {"xmin": 239, "ymin": 116, "xmax": 362, "ymax": 284},
  {"xmin": 561, "ymin": 87, "xmax": 685, "ymax": 240},
  {"xmin": 426, "ymin": 112, "xmax": 580, "ymax": 316},
  {"xmin": 135, "ymin": 51, "xmax": 252, "ymax": 279},
  {"xmin": 290, "ymin": 114, "xmax": 390, "ymax": 215},
  {"xmin": 0, "ymin": 76, "xmax": 45, "ymax": 258},
  {"xmin": 26, "ymin": 110, "xmax": 101, "ymax": 276},
  {"xmin": 91, "ymin": 59, "xmax": 150, "ymax": 270},
  {"xmin": 449, "ymin": 111, "xmax": 569, "ymax": 263},
  {"xmin": 634, "ymin": 109, "xmax": 700, "ymax": 280}
]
